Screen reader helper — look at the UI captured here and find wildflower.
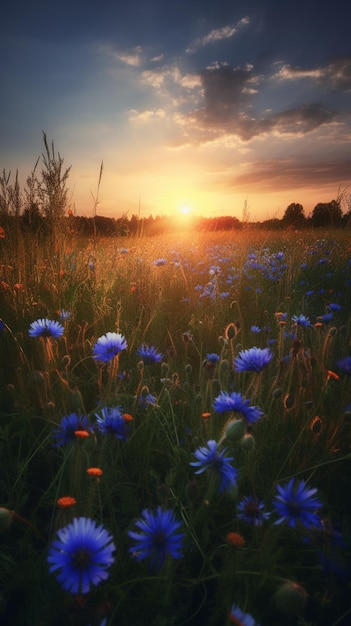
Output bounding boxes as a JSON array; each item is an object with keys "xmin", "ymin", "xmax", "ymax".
[
  {"xmin": 190, "ymin": 440, "xmax": 238, "ymax": 494},
  {"xmin": 52, "ymin": 413, "xmax": 93, "ymax": 446},
  {"xmin": 57, "ymin": 496, "xmax": 77, "ymax": 508},
  {"xmin": 201, "ymin": 412, "xmax": 211, "ymax": 420},
  {"xmin": 93, "ymin": 332, "xmax": 127, "ymax": 362},
  {"xmin": 328, "ymin": 302, "xmax": 342, "ymax": 312},
  {"xmin": 128, "ymin": 506, "xmax": 184, "ymax": 571},
  {"xmin": 237, "ymin": 495, "xmax": 270, "ymax": 526},
  {"xmin": 58, "ymin": 309, "xmax": 71, "ymax": 322},
  {"xmin": 205, "ymin": 353, "xmax": 220, "ymax": 365},
  {"xmin": 153, "ymin": 258, "xmax": 167, "ymax": 266},
  {"xmin": 336, "ymin": 356, "xmax": 351, "ymax": 375},
  {"xmin": 136, "ymin": 343, "xmax": 164, "ymax": 365},
  {"xmin": 87, "ymin": 467, "xmax": 103, "ymax": 477},
  {"xmin": 234, "ymin": 347, "xmax": 273, "ymax": 373},
  {"xmin": 229, "ymin": 603, "xmax": 261, "ymax": 625},
  {"xmin": 226, "ymin": 532, "xmax": 245, "ymax": 547},
  {"xmin": 74, "ymin": 430, "xmax": 90, "ymax": 439},
  {"xmin": 95, "ymin": 406, "xmax": 130, "ymax": 441},
  {"xmin": 291, "ymin": 314, "xmax": 311, "ymax": 327},
  {"xmin": 213, "ymin": 391, "xmax": 263, "ymax": 425},
  {"xmin": 327, "ymin": 370, "xmax": 339, "ymax": 381},
  {"xmin": 250, "ymin": 325, "xmax": 261, "ymax": 333},
  {"xmin": 122, "ymin": 413, "xmax": 134, "ymax": 422},
  {"xmin": 29, "ymin": 318, "xmax": 64, "ymax": 338},
  {"xmin": 137, "ymin": 391, "xmax": 158, "ymax": 408},
  {"xmin": 48, "ymin": 517, "xmax": 115, "ymax": 594},
  {"xmin": 0, "ymin": 226, "xmax": 5, "ymax": 238},
  {"xmin": 273, "ymin": 478, "xmax": 322, "ymax": 529}
]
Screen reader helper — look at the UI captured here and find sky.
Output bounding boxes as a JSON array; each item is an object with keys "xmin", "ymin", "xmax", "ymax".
[{"xmin": 1, "ymin": 0, "xmax": 351, "ymax": 221}]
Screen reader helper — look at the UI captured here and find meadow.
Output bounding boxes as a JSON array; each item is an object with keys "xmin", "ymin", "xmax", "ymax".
[{"xmin": 0, "ymin": 225, "xmax": 350, "ymax": 626}]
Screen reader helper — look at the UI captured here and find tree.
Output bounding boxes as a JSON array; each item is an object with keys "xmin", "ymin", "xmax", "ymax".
[
  {"xmin": 282, "ymin": 203, "xmax": 305, "ymax": 227},
  {"xmin": 311, "ymin": 200, "xmax": 342, "ymax": 228}
]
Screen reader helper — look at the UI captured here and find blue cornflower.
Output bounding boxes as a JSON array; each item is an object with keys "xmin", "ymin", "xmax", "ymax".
[
  {"xmin": 58, "ymin": 309, "xmax": 71, "ymax": 322},
  {"xmin": 136, "ymin": 343, "xmax": 163, "ymax": 365},
  {"xmin": 291, "ymin": 314, "xmax": 311, "ymax": 327},
  {"xmin": 229, "ymin": 603, "xmax": 261, "ymax": 626},
  {"xmin": 52, "ymin": 413, "xmax": 93, "ymax": 446},
  {"xmin": 205, "ymin": 352, "xmax": 220, "ymax": 363},
  {"xmin": 95, "ymin": 406, "xmax": 130, "ymax": 440},
  {"xmin": 190, "ymin": 440, "xmax": 238, "ymax": 494},
  {"xmin": 213, "ymin": 391, "xmax": 263, "ymax": 425},
  {"xmin": 250, "ymin": 325, "xmax": 261, "ymax": 333},
  {"xmin": 48, "ymin": 517, "xmax": 115, "ymax": 594},
  {"xmin": 273, "ymin": 478, "xmax": 322, "ymax": 529},
  {"xmin": 153, "ymin": 258, "xmax": 167, "ymax": 266},
  {"xmin": 137, "ymin": 390, "xmax": 158, "ymax": 408},
  {"xmin": 237, "ymin": 495, "xmax": 270, "ymax": 526},
  {"xmin": 328, "ymin": 303, "xmax": 342, "ymax": 312},
  {"xmin": 29, "ymin": 318, "xmax": 64, "ymax": 338},
  {"xmin": 336, "ymin": 357, "xmax": 351, "ymax": 375},
  {"xmin": 234, "ymin": 347, "xmax": 273, "ymax": 373},
  {"xmin": 93, "ymin": 332, "xmax": 127, "ymax": 362},
  {"xmin": 128, "ymin": 507, "xmax": 184, "ymax": 571}
]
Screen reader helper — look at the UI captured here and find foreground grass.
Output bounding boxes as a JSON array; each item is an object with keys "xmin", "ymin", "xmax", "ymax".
[{"xmin": 0, "ymin": 227, "xmax": 350, "ymax": 625}]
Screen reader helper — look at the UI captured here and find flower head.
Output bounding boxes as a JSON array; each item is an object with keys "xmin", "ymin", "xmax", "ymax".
[
  {"xmin": 273, "ymin": 478, "xmax": 322, "ymax": 529},
  {"xmin": 229, "ymin": 603, "xmax": 261, "ymax": 626},
  {"xmin": 93, "ymin": 332, "xmax": 127, "ymax": 362},
  {"xmin": 58, "ymin": 309, "xmax": 71, "ymax": 322},
  {"xmin": 52, "ymin": 413, "xmax": 93, "ymax": 446},
  {"xmin": 128, "ymin": 506, "xmax": 184, "ymax": 571},
  {"xmin": 237, "ymin": 495, "xmax": 270, "ymax": 526},
  {"xmin": 234, "ymin": 347, "xmax": 273, "ymax": 373},
  {"xmin": 190, "ymin": 439, "xmax": 238, "ymax": 494},
  {"xmin": 136, "ymin": 343, "xmax": 164, "ymax": 365},
  {"xmin": 213, "ymin": 391, "xmax": 263, "ymax": 425},
  {"xmin": 48, "ymin": 517, "xmax": 115, "ymax": 594},
  {"xmin": 336, "ymin": 357, "xmax": 351, "ymax": 375},
  {"xmin": 29, "ymin": 318, "xmax": 64, "ymax": 338},
  {"xmin": 95, "ymin": 406, "xmax": 130, "ymax": 440},
  {"xmin": 291, "ymin": 314, "xmax": 311, "ymax": 327},
  {"xmin": 57, "ymin": 496, "xmax": 77, "ymax": 509}
]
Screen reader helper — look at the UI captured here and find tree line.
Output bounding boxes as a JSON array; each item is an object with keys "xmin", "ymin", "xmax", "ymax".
[{"xmin": 1, "ymin": 134, "xmax": 350, "ymax": 237}]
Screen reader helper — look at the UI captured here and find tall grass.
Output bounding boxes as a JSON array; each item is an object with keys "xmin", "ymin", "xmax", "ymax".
[{"xmin": 0, "ymin": 227, "xmax": 350, "ymax": 625}]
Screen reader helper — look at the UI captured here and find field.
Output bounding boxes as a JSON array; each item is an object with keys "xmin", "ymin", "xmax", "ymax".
[{"xmin": 0, "ymin": 226, "xmax": 350, "ymax": 626}]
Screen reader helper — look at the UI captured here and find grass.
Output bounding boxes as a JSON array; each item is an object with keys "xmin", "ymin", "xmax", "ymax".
[{"xmin": 0, "ymin": 225, "xmax": 351, "ymax": 625}]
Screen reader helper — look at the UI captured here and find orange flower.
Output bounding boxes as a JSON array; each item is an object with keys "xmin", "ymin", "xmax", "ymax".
[
  {"xmin": 87, "ymin": 467, "xmax": 103, "ymax": 477},
  {"xmin": 122, "ymin": 413, "xmax": 134, "ymax": 422},
  {"xmin": 74, "ymin": 430, "xmax": 90, "ymax": 439},
  {"xmin": 57, "ymin": 496, "xmax": 77, "ymax": 508},
  {"xmin": 327, "ymin": 370, "xmax": 339, "ymax": 381},
  {"xmin": 314, "ymin": 322, "xmax": 323, "ymax": 328},
  {"xmin": 0, "ymin": 226, "xmax": 5, "ymax": 238},
  {"xmin": 226, "ymin": 532, "xmax": 245, "ymax": 547},
  {"xmin": 201, "ymin": 412, "xmax": 211, "ymax": 420}
]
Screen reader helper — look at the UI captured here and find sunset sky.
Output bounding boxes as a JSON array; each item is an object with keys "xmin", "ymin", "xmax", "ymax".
[{"xmin": 1, "ymin": 0, "xmax": 351, "ymax": 220}]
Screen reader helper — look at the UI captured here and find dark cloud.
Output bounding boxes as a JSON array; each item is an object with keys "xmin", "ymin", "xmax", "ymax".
[
  {"xmin": 181, "ymin": 63, "xmax": 337, "ymax": 141},
  {"xmin": 221, "ymin": 158, "xmax": 351, "ymax": 191}
]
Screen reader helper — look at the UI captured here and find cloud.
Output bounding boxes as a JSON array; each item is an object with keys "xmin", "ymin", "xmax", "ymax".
[
  {"xmin": 112, "ymin": 46, "xmax": 143, "ymax": 67},
  {"xmin": 128, "ymin": 108, "xmax": 166, "ymax": 123},
  {"xmin": 172, "ymin": 64, "xmax": 338, "ymax": 143},
  {"xmin": 186, "ymin": 17, "xmax": 249, "ymax": 53},
  {"xmin": 220, "ymin": 158, "xmax": 351, "ymax": 191},
  {"xmin": 275, "ymin": 57, "xmax": 351, "ymax": 91}
]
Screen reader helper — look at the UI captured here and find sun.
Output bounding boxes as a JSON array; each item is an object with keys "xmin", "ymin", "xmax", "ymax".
[{"xmin": 179, "ymin": 205, "xmax": 192, "ymax": 216}]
